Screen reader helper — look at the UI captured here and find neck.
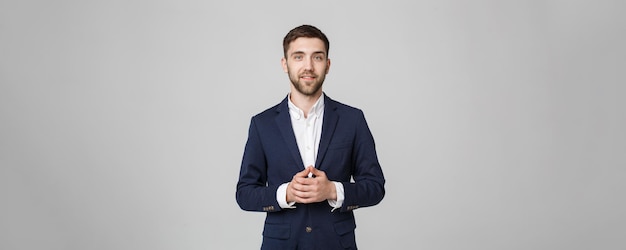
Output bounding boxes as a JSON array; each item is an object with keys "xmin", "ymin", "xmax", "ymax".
[{"xmin": 289, "ymin": 90, "xmax": 322, "ymax": 118}]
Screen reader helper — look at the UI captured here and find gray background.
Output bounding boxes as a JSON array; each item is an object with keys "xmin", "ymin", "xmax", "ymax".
[{"xmin": 1, "ymin": 0, "xmax": 624, "ymax": 249}]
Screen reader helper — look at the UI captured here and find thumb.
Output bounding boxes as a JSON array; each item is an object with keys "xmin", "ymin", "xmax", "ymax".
[
  {"xmin": 303, "ymin": 166, "xmax": 315, "ymax": 178},
  {"xmin": 309, "ymin": 167, "xmax": 325, "ymax": 177},
  {"xmin": 295, "ymin": 167, "xmax": 311, "ymax": 177}
]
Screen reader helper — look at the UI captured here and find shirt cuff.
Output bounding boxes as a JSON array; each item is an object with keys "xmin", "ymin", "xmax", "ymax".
[
  {"xmin": 277, "ymin": 183, "xmax": 296, "ymax": 209},
  {"xmin": 327, "ymin": 181, "xmax": 344, "ymax": 212}
]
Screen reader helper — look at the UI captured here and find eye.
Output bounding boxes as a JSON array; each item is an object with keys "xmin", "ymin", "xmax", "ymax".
[
  {"xmin": 294, "ymin": 55, "xmax": 303, "ymax": 60},
  {"xmin": 314, "ymin": 55, "xmax": 323, "ymax": 61}
]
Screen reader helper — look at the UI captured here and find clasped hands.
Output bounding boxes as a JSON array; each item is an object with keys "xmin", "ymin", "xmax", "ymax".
[{"xmin": 286, "ymin": 166, "xmax": 337, "ymax": 204}]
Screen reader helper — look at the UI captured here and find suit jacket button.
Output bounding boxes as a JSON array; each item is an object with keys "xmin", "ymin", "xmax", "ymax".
[{"xmin": 305, "ymin": 226, "xmax": 312, "ymax": 233}]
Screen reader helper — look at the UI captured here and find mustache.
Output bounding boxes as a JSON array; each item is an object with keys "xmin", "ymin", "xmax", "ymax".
[{"xmin": 299, "ymin": 71, "xmax": 317, "ymax": 77}]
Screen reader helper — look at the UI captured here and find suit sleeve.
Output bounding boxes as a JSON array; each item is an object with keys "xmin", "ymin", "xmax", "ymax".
[
  {"xmin": 236, "ymin": 117, "xmax": 282, "ymax": 212},
  {"xmin": 340, "ymin": 110, "xmax": 386, "ymax": 212}
]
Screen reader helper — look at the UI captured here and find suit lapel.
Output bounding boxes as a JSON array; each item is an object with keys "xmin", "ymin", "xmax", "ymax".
[
  {"xmin": 316, "ymin": 95, "xmax": 339, "ymax": 169},
  {"xmin": 275, "ymin": 97, "xmax": 305, "ymax": 169}
]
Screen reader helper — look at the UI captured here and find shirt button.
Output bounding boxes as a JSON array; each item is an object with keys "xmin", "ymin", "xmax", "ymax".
[{"xmin": 305, "ymin": 226, "xmax": 312, "ymax": 233}]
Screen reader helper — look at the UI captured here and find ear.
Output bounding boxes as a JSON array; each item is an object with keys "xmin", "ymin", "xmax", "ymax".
[
  {"xmin": 281, "ymin": 57, "xmax": 288, "ymax": 73},
  {"xmin": 325, "ymin": 58, "xmax": 331, "ymax": 74}
]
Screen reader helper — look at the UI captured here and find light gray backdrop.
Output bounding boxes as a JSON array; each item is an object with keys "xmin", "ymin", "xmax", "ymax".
[{"xmin": 1, "ymin": 0, "xmax": 624, "ymax": 249}]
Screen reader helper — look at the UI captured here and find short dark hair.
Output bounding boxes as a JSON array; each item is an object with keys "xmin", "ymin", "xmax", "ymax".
[{"xmin": 283, "ymin": 24, "xmax": 329, "ymax": 58}]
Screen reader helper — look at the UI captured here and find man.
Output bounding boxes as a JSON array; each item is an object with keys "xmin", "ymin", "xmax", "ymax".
[{"xmin": 236, "ymin": 24, "xmax": 385, "ymax": 250}]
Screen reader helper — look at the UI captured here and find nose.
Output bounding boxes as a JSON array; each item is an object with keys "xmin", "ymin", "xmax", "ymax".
[{"xmin": 303, "ymin": 57, "xmax": 314, "ymax": 70}]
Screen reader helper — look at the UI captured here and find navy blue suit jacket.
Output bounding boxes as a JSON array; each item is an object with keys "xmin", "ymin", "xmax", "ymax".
[{"xmin": 236, "ymin": 94, "xmax": 385, "ymax": 249}]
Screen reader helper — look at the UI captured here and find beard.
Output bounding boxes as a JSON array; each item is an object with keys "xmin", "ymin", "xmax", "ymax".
[{"xmin": 288, "ymin": 69, "xmax": 326, "ymax": 96}]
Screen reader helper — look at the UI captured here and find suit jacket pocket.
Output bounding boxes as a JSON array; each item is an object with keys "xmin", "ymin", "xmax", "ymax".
[
  {"xmin": 263, "ymin": 223, "xmax": 290, "ymax": 240},
  {"xmin": 334, "ymin": 219, "xmax": 357, "ymax": 248},
  {"xmin": 333, "ymin": 219, "xmax": 356, "ymax": 235}
]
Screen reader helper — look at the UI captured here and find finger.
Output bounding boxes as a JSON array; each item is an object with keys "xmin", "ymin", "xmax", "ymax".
[
  {"xmin": 305, "ymin": 166, "xmax": 315, "ymax": 178},
  {"xmin": 293, "ymin": 169, "xmax": 311, "ymax": 179},
  {"xmin": 295, "ymin": 176, "xmax": 316, "ymax": 186},
  {"xmin": 292, "ymin": 190, "xmax": 313, "ymax": 200},
  {"xmin": 293, "ymin": 176, "xmax": 313, "ymax": 185},
  {"xmin": 289, "ymin": 182, "xmax": 311, "ymax": 192},
  {"xmin": 309, "ymin": 167, "xmax": 327, "ymax": 179},
  {"xmin": 298, "ymin": 195, "xmax": 323, "ymax": 204},
  {"xmin": 295, "ymin": 195, "xmax": 320, "ymax": 204}
]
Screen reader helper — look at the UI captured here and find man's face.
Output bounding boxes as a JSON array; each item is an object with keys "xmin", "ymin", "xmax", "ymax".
[{"xmin": 281, "ymin": 37, "xmax": 330, "ymax": 97}]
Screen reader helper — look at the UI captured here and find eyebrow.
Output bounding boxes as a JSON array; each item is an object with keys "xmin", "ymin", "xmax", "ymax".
[{"xmin": 290, "ymin": 51, "xmax": 326, "ymax": 56}]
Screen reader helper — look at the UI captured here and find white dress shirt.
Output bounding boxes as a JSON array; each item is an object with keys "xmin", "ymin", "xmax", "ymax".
[{"xmin": 276, "ymin": 93, "xmax": 344, "ymax": 211}]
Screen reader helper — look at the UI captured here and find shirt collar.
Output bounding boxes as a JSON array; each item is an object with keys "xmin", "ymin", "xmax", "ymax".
[{"xmin": 287, "ymin": 93, "xmax": 325, "ymax": 120}]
